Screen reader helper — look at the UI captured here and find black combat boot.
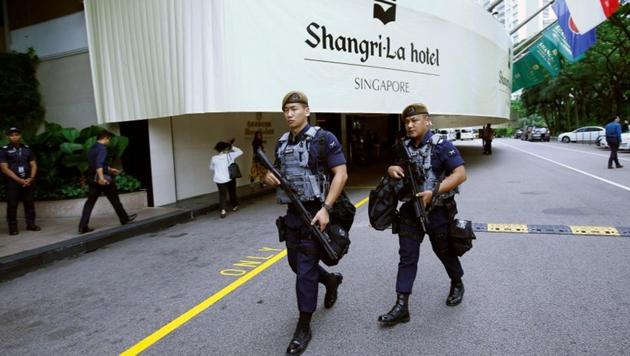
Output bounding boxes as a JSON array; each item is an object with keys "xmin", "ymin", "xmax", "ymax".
[
  {"xmin": 286, "ymin": 312, "xmax": 312, "ymax": 355},
  {"xmin": 323, "ymin": 273, "xmax": 343, "ymax": 309},
  {"xmin": 446, "ymin": 280, "xmax": 465, "ymax": 306},
  {"xmin": 9, "ymin": 225, "xmax": 18, "ymax": 235},
  {"xmin": 377, "ymin": 293, "xmax": 410, "ymax": 325}
]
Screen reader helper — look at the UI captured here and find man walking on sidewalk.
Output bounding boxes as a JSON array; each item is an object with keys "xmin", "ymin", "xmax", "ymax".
[{"xmin": 78, "ymin": 130, "xmax": 136, "ymax": 234}]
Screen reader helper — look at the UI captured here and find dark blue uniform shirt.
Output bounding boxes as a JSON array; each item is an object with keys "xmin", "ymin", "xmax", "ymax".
[
  {"xmin": 275, "ymin": 124, "xmax": 346, "ymax": 228},
  {"xmin": 605, "ymin": 121, "xmax": 622, "ymax": 142},
  {"xmin": 87, "ymin": 143, "xmax": 109, "ymax": 177},
  {"xmin": 400, "ymin": 131, "xmax": 465, "ymax": 230},
  {"xmin": 0, "ymin": 143, "xmax": 36, "ymax": 178}
]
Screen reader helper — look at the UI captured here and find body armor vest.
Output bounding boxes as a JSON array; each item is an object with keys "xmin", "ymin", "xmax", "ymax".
[
  {"xmin": 276, "ymin": 126, "xmax": 328, "ymax": 204},
  {"xmin": 403, "ymin": 136, "xmax": 457, "ymax": 206}
]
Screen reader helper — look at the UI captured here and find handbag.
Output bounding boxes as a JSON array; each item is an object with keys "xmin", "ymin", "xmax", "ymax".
[{"xmin": 227, "ymin": 153, "xmax": 242, "ymax": 179}]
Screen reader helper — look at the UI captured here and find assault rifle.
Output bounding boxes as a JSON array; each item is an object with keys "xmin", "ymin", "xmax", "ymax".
[
  {"xmin": 256, "ymin": 148, "xmax": 339, "ymax": 262},
  {"xmin": 397, "ymin": 140, "xmax": 429, "ymax": 232}
]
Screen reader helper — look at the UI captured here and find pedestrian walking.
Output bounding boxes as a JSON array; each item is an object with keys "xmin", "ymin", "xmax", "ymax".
[
  {"xmin": 262, "ymin": 91, "xmax": 347, "ymax": 355},
  {"xmin": 377, "ymin": 103, "xmax": 468, "ymax": 326},
  {"xmin": 78, "ymin": 130, "xmax": 137, "ymax": 234},
  {"xmin": 210, "ymin": 140, "xmax": 242, "ymax": 218},
  {"xmin": 482, "ymin": 123, "xmax": 495, "ymax": 155},
  {"xmin": 605, "ymin": 116, "xmax": 623, "ymax": 169},
  {"xmin": 0, "ymin": 127, "xmax": 41, "ymax": 235}
]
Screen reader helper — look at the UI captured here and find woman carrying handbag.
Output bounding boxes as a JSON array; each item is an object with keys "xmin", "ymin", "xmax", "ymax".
[{"xmin": 209, "ymin": 140, "xmax": 243, "ymax": 218}]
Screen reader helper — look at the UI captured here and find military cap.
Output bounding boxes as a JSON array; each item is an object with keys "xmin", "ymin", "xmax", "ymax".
[
  {"xmin": 282, "ymin": 91, "xmax": 309, "ymax": 109},
  {"xmin": 402, "ymin": 103, "xmax": 429, "ymax": 119},
  {"xmin": 6, "ymin": 127, "xmax": 21, "ymax": 134}
]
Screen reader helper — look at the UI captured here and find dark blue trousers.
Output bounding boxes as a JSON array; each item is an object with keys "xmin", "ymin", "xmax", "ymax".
[
  {"xmin": 285, "ymin": 227, "xmax": 332, "ymax": 313},
  {"xmin": 396, "ymin": 223, "xmax": 464, "ymax": 295}
]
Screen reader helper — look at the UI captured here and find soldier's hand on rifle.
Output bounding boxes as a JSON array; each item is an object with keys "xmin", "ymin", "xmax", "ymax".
[
  {"xmin": 387, "ymin": 165, "xmax": 405, "ymax": 179},
  {"xmin": 415, "ymin": 190, "xmax": 433, "ymax": 207},
  {"xmin": 262, "ymin": 170, "xmax": 281, "ymax": 187},
  {"xmin": 311, "ymin": 207, "xmax": 329, "ymax": 232}
]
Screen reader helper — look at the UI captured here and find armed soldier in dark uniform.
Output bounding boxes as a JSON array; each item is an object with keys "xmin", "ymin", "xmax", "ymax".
[
  {"xmin": 378, "ymin": 103, "xmax": 468, "ymax": 326},
  {"xmin": 263, "ymin": 91, "xmax": 348, "ymax": 355},
  {"xmin": 0, "ymin": 127, "xmax": 41, "ymax": 235}
]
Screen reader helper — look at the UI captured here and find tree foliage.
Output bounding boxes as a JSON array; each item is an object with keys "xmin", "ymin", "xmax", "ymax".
[
  {"xmin": 0, "ymin": 48, "xmax": 45, "ymax": 133},
  {"xmin": 519, "ymin": 6, "xmax": 630, "ymax": 134}
]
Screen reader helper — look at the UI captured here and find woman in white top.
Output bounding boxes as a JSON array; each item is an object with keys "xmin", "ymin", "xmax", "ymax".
[{"xmin": 209, "ymin": 140, "xmax": 243, "ymax": 218}]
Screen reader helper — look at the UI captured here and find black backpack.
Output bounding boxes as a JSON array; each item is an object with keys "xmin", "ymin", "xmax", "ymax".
[{"xmin": 368, "ymin": 175, "xmax": 403, "ymax": 230}]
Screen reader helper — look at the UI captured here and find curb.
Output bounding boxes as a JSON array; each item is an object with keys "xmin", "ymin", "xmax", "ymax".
[{"xmin": 0, "ymin": 209, "xmax": 191, "ymax": 282}]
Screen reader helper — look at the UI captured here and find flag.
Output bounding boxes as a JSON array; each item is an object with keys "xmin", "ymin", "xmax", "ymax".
[
  {"xmin": 512, "ymin": 53, "xmax": 548, "ymax": 92},
  {"xmin": 552, "ymin": 0, "xmax": 597, "ymax": 57},
  {"xmin": 544, "ymin": 24, "xmax": 584, "ymax": 63},
  {"xmin": 530, "ymin": 37, "xmax": 562, "ymax": 77},
  {"xmin": 565, "ymin": 0, "xmax": 620, "ymax": 34}
]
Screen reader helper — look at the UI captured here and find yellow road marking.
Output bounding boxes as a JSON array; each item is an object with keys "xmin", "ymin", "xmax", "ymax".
[
  {"xmin": 121, "ymin": 197, "xmax": 369, "ymax": 355},
  {"xmin": 569, "ymin": 225, "xmax": 619, "ymax": 236},
  {"xmin": 355, "ymin": 196, "xmax": 369, "ymax": 208},
  {"xmin": 487, "ymin": 224, "xmax": 528, "ymax": 233},
  {"xmin": 120, "ymin": 250, "xmax": 287, "ymax": 356}
]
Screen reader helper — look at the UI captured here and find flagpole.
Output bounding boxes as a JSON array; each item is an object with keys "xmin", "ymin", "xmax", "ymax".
[
  {"xmin": 510, "ymin": 0, "xmax": 556, "ymax": 35},
  {"xmin": 513, "ymin": 20, "xmax": 558, "ymax": 58},
  {"xmin": 486, "ymin": 0, "xmax": 504, "ymax": 13}
]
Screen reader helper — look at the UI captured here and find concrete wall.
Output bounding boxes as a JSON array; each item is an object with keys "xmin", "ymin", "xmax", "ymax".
[
  {"xmin": 37, "ymin": 52, "xmax": 98, "ymax": 129},
  {"xmin": 148, "ymin": 118, "xmax": 177, "ymax": 206}
]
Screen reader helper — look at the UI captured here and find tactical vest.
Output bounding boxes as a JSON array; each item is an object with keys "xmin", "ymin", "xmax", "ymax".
[
  {"xmin": 403, "ymin": 135, "xmax": 457, "ymax": 206},
  {"xmin": 276, "ymin": 126, "xmax": 328, "ymax": 204}
]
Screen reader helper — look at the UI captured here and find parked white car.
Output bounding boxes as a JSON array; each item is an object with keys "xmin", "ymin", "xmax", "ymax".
[
  {"xmin": 558, "ymin": 126, "xmax": 605, "ymax": 143},
  {"xmin": 460, "ymin": 128, "xmax": 475, "ymax": 140},
  {"xmin": 437, "ymin": 129, "xmax": 456, "ymax": 141},
  {"xmin": 600, "ymin": 132, "xmax": 630, "ymax": 151}
]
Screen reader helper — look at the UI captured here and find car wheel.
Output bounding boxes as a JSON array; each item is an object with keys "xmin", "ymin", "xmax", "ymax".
[{"xmin": 561, "ymin": 136, "xmax": 570, "ymax": 143}]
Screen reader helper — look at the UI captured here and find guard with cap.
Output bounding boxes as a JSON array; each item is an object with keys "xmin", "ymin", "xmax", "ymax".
[
  {"xmin": 377, "ymin": 103, "xmax": 467, "ymax": 326},
  {"xmin": 263, "ymin": 91, "xmax": 348, "ymax": 355},
  {"xmin": 0, "ymin": 127, "xmax": 41, "ymax": 235}
]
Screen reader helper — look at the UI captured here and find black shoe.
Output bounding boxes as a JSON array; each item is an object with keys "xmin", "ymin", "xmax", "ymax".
[
  {"xmin": 324, "ymin": 273, "xmax": 343, "ymax": 309},
  {"xmin": 286, "ymin": 319, "xmax": 312, "ymax": 355},
  {"xmin": 377, "ymin": 294, "xmax": 410, "ymax": 325},
  {"xmin": 220, "ymin": 210, "xmax": 227, "ymax": 218},
  {"xmin": 78, "ymin": 226, "xmax": 94, "ymax": 234},
  {"xmin": 616, "ymin": 165, "xmax": 624, "ymax": 168},
  {"xmin": 26, "ymin": 224, "xmax": 41, "ymax": 231},
  {"xmin": 446, "ymin": 281, "xmax": 465, "ymax": 307},
  {"xmin": 609, "ymin": 166, "xmax": 614, "ymax": 169},
  {"xmin": 9, "ymin": 227, "xmax": 18, "ymax": 235},
  {"xmin": 123, "ymin": 213, "xmax": 138, "ymax": 225}
]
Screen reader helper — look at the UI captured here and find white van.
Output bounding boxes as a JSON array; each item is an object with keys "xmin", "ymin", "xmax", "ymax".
[{"xmin": 460, "ymin": 128, "xmax": 474, "ymax": 140}]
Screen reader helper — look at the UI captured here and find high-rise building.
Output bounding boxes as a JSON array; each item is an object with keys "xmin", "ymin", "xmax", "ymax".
[{"xmin": 476, "ymin": 0, "xmax": 556, "ymax": 44}]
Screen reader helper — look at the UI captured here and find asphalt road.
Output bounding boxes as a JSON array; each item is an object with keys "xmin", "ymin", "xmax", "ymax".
[{"xmin": 1, "ymin": 138, "xmax": 629, "ymax": 355}]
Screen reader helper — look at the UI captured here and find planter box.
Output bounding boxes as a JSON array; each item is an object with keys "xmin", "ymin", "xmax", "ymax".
[{"xmin": 0, "ymin": 191, "xmax": 147, "ymax": 218}]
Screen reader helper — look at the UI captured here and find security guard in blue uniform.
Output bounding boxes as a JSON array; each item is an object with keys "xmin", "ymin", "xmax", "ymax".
[
  {"xmin": 378, "ymin": 103, "xmax": 467, "ymax": 326},
  {"xmin": 263, "ymin": 91, "xmax": 348, "ymax": 355},
  {"xmin": 0, "ymin": 127, "xmax": 41, "ymax": 235}
]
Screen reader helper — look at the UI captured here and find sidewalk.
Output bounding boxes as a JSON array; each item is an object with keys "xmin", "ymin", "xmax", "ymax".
[{"xmin": 0, "ymin": 184, "xmax": 273, "ymax": 281}]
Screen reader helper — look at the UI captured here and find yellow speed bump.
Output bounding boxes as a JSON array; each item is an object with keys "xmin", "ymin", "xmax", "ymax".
[
  {"xmin": 569, "ymin": 225, "xmax": 619, "ymax": 236},
  {"xmin": 487, "ymin": 224, "xmax": 528, "ymax": 233}
]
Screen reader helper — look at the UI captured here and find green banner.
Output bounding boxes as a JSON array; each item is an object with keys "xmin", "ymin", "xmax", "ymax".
[
  {"xmin": 512, "ymin": 52, "xmax": 547, "ymax": 92},
  {"xmin": 544, "ymin": 24, "xmax": 584, "ymax": 64},
  {"xmin": 530, "ymin": 36, "xmax": 562, "ymax": 77}
]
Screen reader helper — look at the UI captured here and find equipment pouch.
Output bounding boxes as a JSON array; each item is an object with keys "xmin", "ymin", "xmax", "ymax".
[
  {"xmin": 275, "ymin": 216, "xmax": 287, "ymax": 242},
  {"xmin": 448, "ymin": 218, "xmax": 476, "ymax": 256}
]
